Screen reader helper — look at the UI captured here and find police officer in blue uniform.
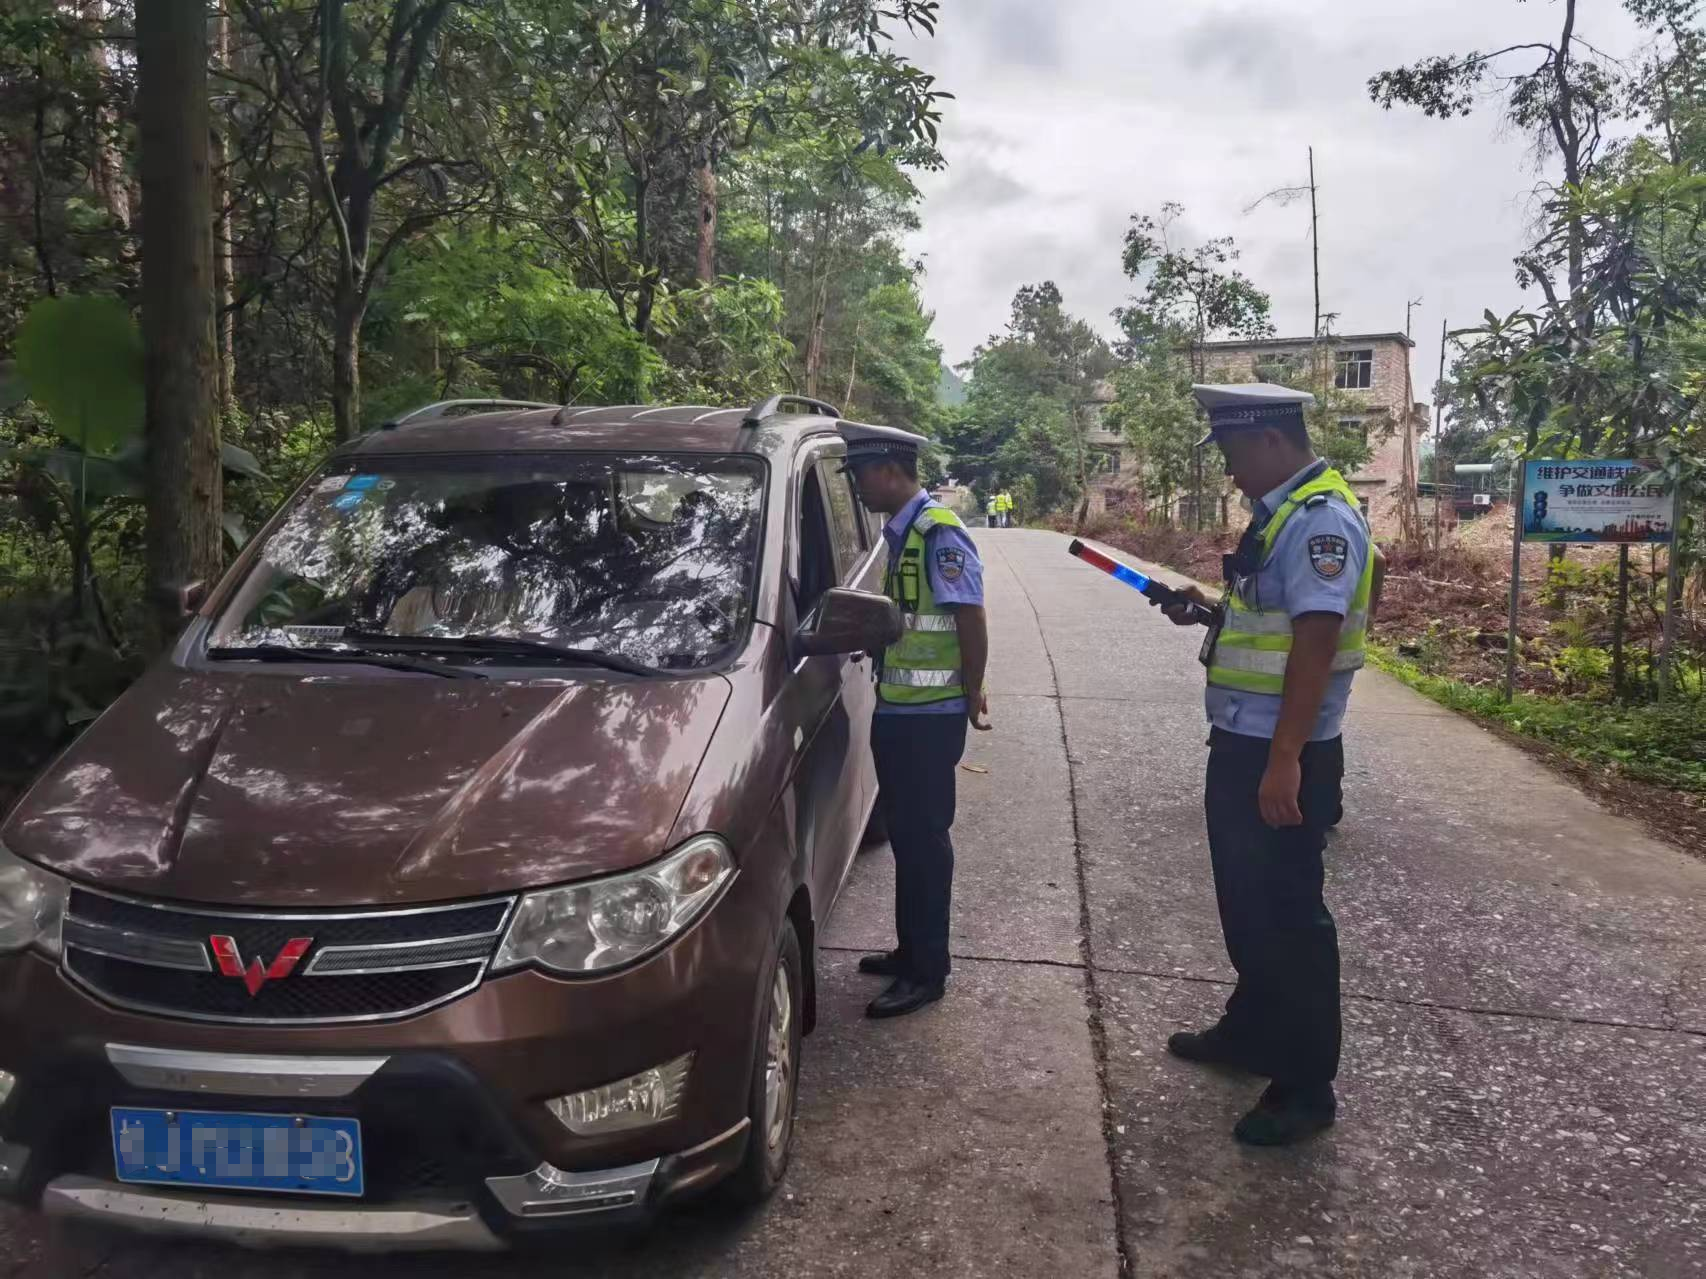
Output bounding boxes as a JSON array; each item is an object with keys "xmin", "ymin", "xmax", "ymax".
[
  {"xmin": 1161, "ymin": 384, "xmax": 1385, "ymax": 1146},
  {"xmin": 839, "ymin": 424, "xmax": 992, "ymax": 1019}
]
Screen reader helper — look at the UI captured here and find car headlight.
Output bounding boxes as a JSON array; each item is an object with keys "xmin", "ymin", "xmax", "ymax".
[
  {"xmin": 0, "ymin": 841, "xmax": 69, "ymax": 956},
  {"xmin": 492, "ymin": 835, "xmax": 734, "ymax": 976}
]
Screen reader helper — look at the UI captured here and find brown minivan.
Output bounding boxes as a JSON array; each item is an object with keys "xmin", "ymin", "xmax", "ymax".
[{"xmin": 0, "ymin": 396, "xmax": 902, "ymax": 1249}]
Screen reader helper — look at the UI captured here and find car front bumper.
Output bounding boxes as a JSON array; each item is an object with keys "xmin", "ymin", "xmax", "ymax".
[
  {"xmin": 0, "ymin": 858, "xmax": 781, "ymax": 1247},
  {"xmin": 2, "ymin": 1038, "xmax": 753, "ymax": 1248},
  {"xmin": 31, "ymin": 1117, "xmax": 750, "ymax": 1250}
]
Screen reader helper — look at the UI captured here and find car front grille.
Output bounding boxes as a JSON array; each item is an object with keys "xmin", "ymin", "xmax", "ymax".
[{"xmin": 60, "ymin": 888, "xmax": 514, "ymax": 1025}]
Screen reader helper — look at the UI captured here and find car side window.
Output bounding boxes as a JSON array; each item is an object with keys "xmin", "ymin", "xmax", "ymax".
[
  {"xmin": 816, "ymin": 461, "xmax": 867, "ymax": 581},
  {"xmin": 796, "ymin": 467, "xmax": 836, "ymax": 619}
]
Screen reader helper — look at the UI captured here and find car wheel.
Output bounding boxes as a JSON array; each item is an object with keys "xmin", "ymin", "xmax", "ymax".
[{"xmin": 723, "ymin": 920, "xmax": 804, "ymax": 1206}]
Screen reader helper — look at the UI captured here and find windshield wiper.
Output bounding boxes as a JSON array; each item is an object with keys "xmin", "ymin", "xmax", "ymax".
[
  {"xmin": 340, "ymin": 629, "xmax": 662, "ymax": 677},
  {"xmin": 207, "ymin": 643, "xmax": 484, "ymax": 680}
]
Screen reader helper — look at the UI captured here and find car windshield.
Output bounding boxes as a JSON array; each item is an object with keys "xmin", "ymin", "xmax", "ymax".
[{"xmin": 211, "ymin": 453, "xmax": 764, "ymax": 671}]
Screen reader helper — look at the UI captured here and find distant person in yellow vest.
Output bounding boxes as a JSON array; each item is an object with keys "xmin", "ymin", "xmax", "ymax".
[
  {"xmin": 840, "ymin": 423, "xmax": 992, "ymax": 1019},
  {"xmin": 1160, "ymin": 383, "xmax": 1381, "ymax": 1147},
  {"xmin": 986, "ymin": 493, "xmax": 1000, "ymax": 528},
  {"xmin": 997, "ymin": 490, "xmax": 1014, "ymax": 527}
]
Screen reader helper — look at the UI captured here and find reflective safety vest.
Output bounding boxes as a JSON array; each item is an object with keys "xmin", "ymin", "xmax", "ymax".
[
  {"xmin": 880, "ymin": 502, "xmax": 966, "ymax": 705},
  {"xmin": 1205, "ymin": 468, "xmax": 1372, "ymax": 696}
]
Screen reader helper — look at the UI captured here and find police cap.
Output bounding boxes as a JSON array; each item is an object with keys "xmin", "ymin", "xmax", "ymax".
[
  {"xmin": 838, "ymin": 421, "xmax": 928, "ymax": 472},
  {"xmin": 1192, "ymin": 383, "xmax": 1315, "ymax": 448}
]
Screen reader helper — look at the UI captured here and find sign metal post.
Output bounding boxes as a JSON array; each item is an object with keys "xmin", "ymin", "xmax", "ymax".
[{"xmin": 1503, "ymin": 463, "xmax": 1526, "ymax": 703}]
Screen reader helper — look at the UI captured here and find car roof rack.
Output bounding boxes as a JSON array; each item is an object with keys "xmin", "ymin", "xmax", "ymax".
[
  {"xmin": 741, "ymin": 394, "xmax": 842, "ymax": 428},
  {"xmin": 379, "ymin": 399, "xmax": 559, "ymax": 430}
]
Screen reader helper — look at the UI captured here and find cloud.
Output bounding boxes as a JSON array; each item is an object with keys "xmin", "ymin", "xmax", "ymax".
[
  {"xmin": 896, "ymin": 0, "xmax": 1648, "ymax": 390},
  {"xmin": 1177, "ymin": 11, "xmax": 1339, "ymax": 110},
  {"xmin": 929, "ymin": 157, "xmax": 1033, "ymax": 214},
  {"xmin": 957, "ymin": 0, "xmax": 1067, "ymax": 71}
]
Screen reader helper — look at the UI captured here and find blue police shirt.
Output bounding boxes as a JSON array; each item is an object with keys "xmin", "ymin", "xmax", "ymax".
[
  {"xmin": 1205, "ymin": 463, "xmax": 1371, "ymax": 742},
  {"xmin": 878, "ymin": 490, "xmax": 984, "ymax": 716}
]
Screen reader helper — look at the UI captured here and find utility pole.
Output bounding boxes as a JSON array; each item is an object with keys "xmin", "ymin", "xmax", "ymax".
[
  {"xmin": 1432, "ymin": 318, "xmax": 1448, "ymax": 562},
  {"xmin": 1309, "ymin": 147, "xmax": 1321, "ymax": 342},
  {"xmin": 1398, "ymin": 296, "xmax": 1424, "ymax": 546}
]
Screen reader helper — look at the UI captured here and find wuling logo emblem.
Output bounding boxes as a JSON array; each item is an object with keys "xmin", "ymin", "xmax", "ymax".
[{"xmin": 210, "ymin": 936, "xmax": 312, "ymax": 997}]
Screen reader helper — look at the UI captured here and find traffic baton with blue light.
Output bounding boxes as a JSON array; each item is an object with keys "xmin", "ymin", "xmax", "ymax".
[{"xmin": 1067, "ymin": 540, "xmax": 1220, "ymax": 627}]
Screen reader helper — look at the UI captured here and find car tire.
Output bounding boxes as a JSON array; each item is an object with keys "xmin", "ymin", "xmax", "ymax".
[{"xmin": 722, "ymin": 919, "xmax": 804, "ymax": 1207}]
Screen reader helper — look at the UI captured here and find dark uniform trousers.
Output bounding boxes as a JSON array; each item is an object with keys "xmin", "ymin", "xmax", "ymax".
[
  {"xmin": 871, "ymin": 712, "xmax": 968, "ymax": 983},
  {"xmin": 1205, "ymin": 727, "xmax": 1344, "ymax": 1087}
]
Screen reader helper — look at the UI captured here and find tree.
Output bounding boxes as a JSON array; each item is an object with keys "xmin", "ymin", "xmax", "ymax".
[
  {"xmin": 497, "ymin": 0, "xmax": 946, "ymax": 351},
  {"xmin": 136, "ymin": 0, "xmax": 221, "ymax": 640},
  {"xmin": 232, "ymin": 0, "xmax": 472, "ymax": 441},
  {"xmin": 1116, "ymin": 202, "xmax": 1274, "ymax": 378},
  {"xmin": 1369, "ymin": 0, "xmax": 1619, "ymax": 451},
  {"xmin": 1115, "ymin": 204, "xmax": 1273, "ymax": 528},
  {"xmin": 946, "ymin": 283, "xmax": 1113, "ymax": 523},
  {"xmin": 1103, "ymin": 341, "xmax": 1199, "ymax": 525}
]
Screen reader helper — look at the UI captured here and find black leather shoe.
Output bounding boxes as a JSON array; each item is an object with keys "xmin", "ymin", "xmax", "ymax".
[
  {"xmin": 858, "ymin": 951, "xmax": 906, "ymax": 978},
  {"xmin": 1167, "ymin": 1027, "xmax": 1264, "ymax": 1073},
  {"xmin": 866, "ymin": 977, "xmax": 945, "ymax": 1019},
  {"xmin": 1233, "ymin": 1083, "xmax": 1336, "ymax": 1147}
]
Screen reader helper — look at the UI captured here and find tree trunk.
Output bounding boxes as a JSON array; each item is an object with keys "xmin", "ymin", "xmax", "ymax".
[
  {"xmin": 1072, "ymin": 404, "xmax": 1092, "ymax": 532},
  {"xmin": 137, "ymin": 0, "xmax": 222, "ymax": 646},
  {"xmin": 1612, "ymin": 545, "xmax": 1630, "ymax": 699},
  {"xmin": 83, "ymin": 0, "xmax": 130, "ymax": 228},
  {"xmin": 844, "ymin": 326, "xmax": 859, "ymax": 406},
  {"xmin": 802, "ymin": 208, "xmax": 834, "ymax": 397},
  {"xmin": 693, "ymin": 139, "xmax": 717, "ymax": 285},
  {"xmin": 332, "ymin": 279, "xmax": 363, "ymax": 443},
  {"xmin": 803, "ymin": 286, "xmax": 828, "ymax": 397},
  {"xmin": 211, "ymin": 7, "xmax": 235, "ymax": 412}
]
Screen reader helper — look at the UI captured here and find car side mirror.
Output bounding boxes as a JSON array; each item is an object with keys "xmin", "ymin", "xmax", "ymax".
[
  {"xmin": 153, "ymin": 578, "xmax": 206, "ymax": 619},
  {"xmin": 796, "ymin": 588, "xmax": 903, "ymax": 658}
]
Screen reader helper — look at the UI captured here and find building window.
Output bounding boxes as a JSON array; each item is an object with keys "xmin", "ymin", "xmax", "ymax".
[
  {"xmin": 1336, "ymin": 349, "xmax": 1374, "ymax": 389},
  {"xmin": 1254, "ymin": 354, "xmax": 1305, "ymax": 385},
  {"xmin": 1338, "ymin": 416, "xmax": 1368, "ymax": 446},
  {"xmin": 1336, "ymin": 348, "xmax": 1374, "ymax": 390}
]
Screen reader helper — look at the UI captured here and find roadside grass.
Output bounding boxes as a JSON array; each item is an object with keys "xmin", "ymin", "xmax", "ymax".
[{"xmin": 1369, "ymin": 646, "xmax": 1706, "ymax": 797}]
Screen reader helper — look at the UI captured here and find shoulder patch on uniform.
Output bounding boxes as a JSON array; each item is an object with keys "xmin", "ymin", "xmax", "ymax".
[
  {"xmin": 936, "ymin": 545, "xmax": 966, "ymax": 583},
  {"xmin": 1304, "ymin": 493, "xmax": 1330, "ymax": 509},
  {"xmin": 1308, "ymin": 533, "xmax": 1349, "ymax": 580}
]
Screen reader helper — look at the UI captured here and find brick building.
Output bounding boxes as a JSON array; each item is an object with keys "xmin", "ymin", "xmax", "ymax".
[{"xmin": 1197, "ymin": 332, "xmax": 1427, "ymax": 534}]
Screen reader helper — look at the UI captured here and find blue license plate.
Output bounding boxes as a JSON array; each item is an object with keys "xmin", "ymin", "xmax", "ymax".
[{"xmin": 111, "ymin": 1107, "xmax": 364, "ymax": 1197}]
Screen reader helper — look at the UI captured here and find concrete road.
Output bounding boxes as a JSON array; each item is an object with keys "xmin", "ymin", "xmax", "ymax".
[{"xmin": 5, "ymin": 527, "xmax": 1703, "ymax": 1278}]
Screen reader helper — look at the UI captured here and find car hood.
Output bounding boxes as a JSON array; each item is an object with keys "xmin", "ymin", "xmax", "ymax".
[{"xmin": 2, "ymin": 665, "xmax": 731, "ymax": 906}]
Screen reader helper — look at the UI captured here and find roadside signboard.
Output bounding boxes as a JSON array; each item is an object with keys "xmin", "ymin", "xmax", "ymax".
[
  {"xmin": 1521, "ymin": 460, "xmax": 1674, "ymax": 544},
  {"xmin": 1504, "ymin": 458, "xmax": 1687, "ymax": 704}
]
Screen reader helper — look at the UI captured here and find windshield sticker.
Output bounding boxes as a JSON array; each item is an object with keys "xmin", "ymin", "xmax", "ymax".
[
  {"xmin": 331, "ymin": 491, "xmax": 368, "ymax": 512},
  {"xmin": 314, "ymin": 475, "xmax": 349, "ymax": 494},
  {"xmin": 344, "ymin": 474, "xmax": 381, "ymax": 492}
]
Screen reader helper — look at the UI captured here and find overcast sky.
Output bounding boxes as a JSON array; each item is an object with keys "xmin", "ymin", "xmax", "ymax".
[{"xmin": 895, "ymin": 0, "xmax": 1652, "ymax": 397}]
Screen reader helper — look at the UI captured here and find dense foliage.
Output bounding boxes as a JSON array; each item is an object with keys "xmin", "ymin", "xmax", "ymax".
[{"xmin": 0, "ymin": 0, "xmax": 950, "ymax": 796}]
